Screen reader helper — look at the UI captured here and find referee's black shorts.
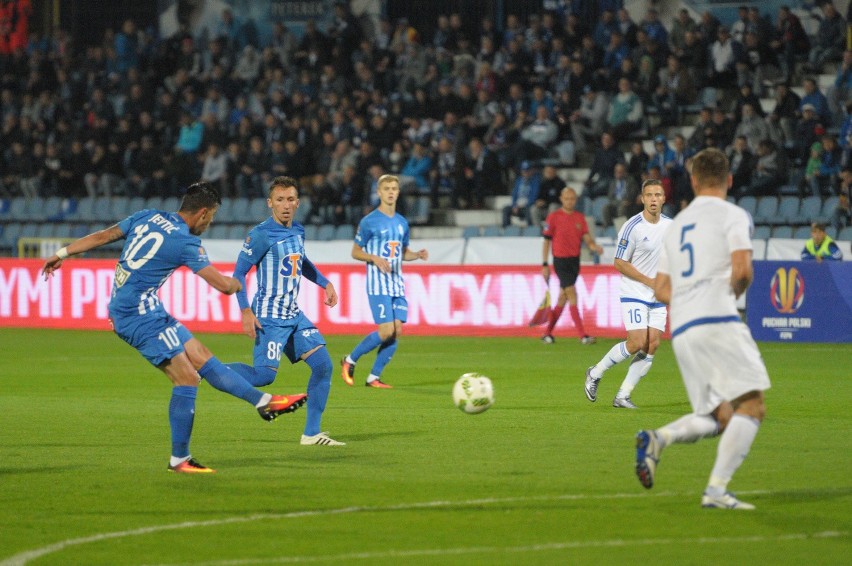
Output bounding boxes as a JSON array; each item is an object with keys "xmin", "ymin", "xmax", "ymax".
[{"xmin": 553, "ymin": 256, "xmax": 580, "ymax": 288}]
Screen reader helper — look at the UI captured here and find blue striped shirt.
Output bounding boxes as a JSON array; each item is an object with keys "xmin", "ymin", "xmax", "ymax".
[{"xmin": 355, "ymin": 209, "xmax": 410, "ymax": 297}]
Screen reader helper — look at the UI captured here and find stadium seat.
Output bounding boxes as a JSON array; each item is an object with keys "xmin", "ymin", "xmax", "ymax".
[
  {"xmin": 128, "ymin": 196, "xmax": 146, "ymax": 212},
  {"xmin": 778, "ymin": 184, "xmax": 801, "ymax": 197},
  {"xmin": 217, "ymin": 198, "xmax": 235, "ymax": 221},
  {"xmin": 752, "ymin": 225, "xmax": 771, "ymax": 240},
  {"xmin": 161, "ymin": 196, "xmax": 180, "ymax": 212},
  {"xmin": 462, "ymin": 226, "xmax": 481, "ymax": 238},
  {"xmin": 772, "ymin": 196, "xmax": 801, "ymax": 226},
  {"xmin": 228, "ymin": 198, "xmax": 250, "ymax": 224},
  {"xmin": 409, "ymin": 196, "xmax": 431, "ymax": 225},
  {"xmin": 294, "ymin": 196, "xmax": 311, "ymax": 224},
  {"xmin": 303, "ymin": 224, "xmax": 318, "ymax": 241},
  {"xmin": 108, "ymin": 197, "xmax": 130, "ymax": 221},
  {"xmin": 317, "ymin": 224, "xmax": 335, "ymax": 241},
  {"xmin": 502, "ymin": 225, "xmax": 521, "ymax": 237},
  {"xmin": 522, "ymin": 225, "xmax": 541, "ymax": 237},
  {"xmin": 838, "ymin": 226, "xmax": 852, "ymax": 240},
  {"xmin": 792, "ymin": 196, "xmax": 822, "ymax": 225},
  {"xmin": 334, "ymin": 224, "xmax": 354, "ymax": 240},
  {"xmin": 793, "ymin": 226, "xmax": 812, "ymax": 239},
  {"xmin": 226, "ymin": 225, "xmax": 247, "ymax": 240},
  {"xmin": 0, "ymin": 222, "xmax": 22, "ymax": 253},
  {"xmin": 603, "ymin": 225, "xmax": 618, "ymax": 239},
  {"xmin": 482, "ymin": 225, "xmax": 501, "ymax": 237},
  {"xmin": 246, "ymin": 198, "xmax": 268, "ymax": 223},
  {"xmin": 753, "ymin": 197, "xmax": 779, "ymax": 225},
  {"xmin": 53, "ymin": 223, "xmax": 73, "ymax": 239},
  {"xmin": 71, "ymin": 224, "xmax": 90, "ymax": 238},
  {"xmin": 20, "ymin": 197, "xmax": 45, "ymax": 221},
  {"xmin": 36, "ymin": 224, "xmax": 55, "ymax": 239},
  {"xmin": 206, "ymin": 224, "xmax": 229, "ymax": 239},
  {"xmin": 7, "ymin": 197, "xmax": 27, "ymax": 220},
  {"xmin": 737, "ymin": 196, "xmax": 757, "ymax": 217},
  {"xmin": 819, "ymin": 196, "xmax": 839, "ymax": 223},
  {"xmin": 771, "ymin": 226, "xmax": 793, "ymax": 239},
  {"xmin": 144, "ymin": 196, "xmax": 163, "ymax": 211}
]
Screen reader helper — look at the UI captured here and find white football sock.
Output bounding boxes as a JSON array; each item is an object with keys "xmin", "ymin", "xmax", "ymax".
[
  {"xmin": 706, "ymin": 414, "xmax": 760, "ymax": 495},
  {"xmin": 657, "ymin": 413, "xmax": 719, "ymax": 446},
  {"xmin": 255, "ymin": 393, "xmax": 272, "ymax": 408},
  {"xmin": 591, "ymin": 341, "xmax": 631, "ymax": 379},
  {"xmin": 366, "ymin": 374, "xmax": 380, "ymax": 383},
  {"xmin": 616, "ymin": 352, "xmax": 653, "ymax": 398},
  {"xmin": 169, "ymin": 455, "xmax": 190, "ymax": 467}
]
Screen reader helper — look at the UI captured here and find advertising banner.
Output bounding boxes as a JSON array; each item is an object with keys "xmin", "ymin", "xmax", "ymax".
[
  {"xmin": 746, "ymin": 261, "xmax": 852, "ymax": 343},
  {"xmin": 0, "ymin": 259, "xmax": 628, "ymax": 338}
]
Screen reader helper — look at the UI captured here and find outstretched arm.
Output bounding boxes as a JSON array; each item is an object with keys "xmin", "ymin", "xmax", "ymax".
[
  {"xmin": 196, "ymin": 265, "xmax": 242, "ymax": 295},
  {"xmin": 403, "ymin": 247, "xmax": 428, "ymax": 261},
  {"xmin": 41, "ymin": 225, "xmax": 124, "ymax": 280}
]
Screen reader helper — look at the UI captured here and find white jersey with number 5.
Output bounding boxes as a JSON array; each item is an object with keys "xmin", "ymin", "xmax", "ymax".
[{"xmin": 657, "ymin": 196, "xmax": 753, "ymax": 336}]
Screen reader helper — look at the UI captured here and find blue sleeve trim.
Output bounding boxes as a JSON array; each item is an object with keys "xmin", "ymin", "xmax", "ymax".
[
  {"xmin": 620, "ymin": 298, "xmax": 666, "ymax": 309},
  {"xmin": 671, "ymin": 315, "xmax": 742, "ymax": 338}
]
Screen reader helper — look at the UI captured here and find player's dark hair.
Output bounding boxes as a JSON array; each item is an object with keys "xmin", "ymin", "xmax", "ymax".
[
  {"xmin": 268, "ymin": 176, "xmax": 298, "ymax": 197},
  {"xmin": 690, "ymin": 148, "xmax": 729, "ymax": 188},
  {"xmin": 179, "ymin": 181, "xmax": 222, "ymax": 212}
]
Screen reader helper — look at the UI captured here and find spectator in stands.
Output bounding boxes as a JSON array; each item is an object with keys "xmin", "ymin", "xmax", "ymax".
[
  {"xmin": 514, "ymin": 104, "xmax": 558, "ymax": 165},
  {"xmin": 236, "ymin": 136, "xmax": 269, "ymax": 198},
  {"xmin": 707, "ymin": 26, "xmax": 744, "ymax": 92},
  {"xmin": 727, "ymin": 135, "xmax": 756, "ymax": 196},
  {"xmin": 502, "ymin": 160, "xmax": 540, "ymax": 227},
  {"xmin": 799, "ymin": 77, "xmax": 831, "ymax": 126},
  {"xmin": 809, "ymin": 134, "xmax": 842, "ymax": 197},
  {"xmin": 400, "ymin": 139, "xmax": 432, "ymax": 196},
  {"xmin": 463, "ymin": 137, "xmax": 502, "ymax": 210},
  {"xmin": 801, "ymin": 222, "xmax": 843, "ymax": 261},
  {"xmin": 827, "ymin": 50, "xmax": 852, "ymax": 123},
  {"xmin": 607, "ymin": 77, "xmax": 644, "ymax": 142},
  {"xmin": 710, "ymin": 106, "xmax": 736, "ymax": 149},
  {"xmin": 669, "ymin": 9, "xmax": 696, "ymax": 53},
  {"xmin": 794, "ymin": 104, "xmax": 824, "ymax": 164},
  {"xmin": 653, "ymin": 54, "xmax": 696, "ymax": 126},
  {"xmin": 627, "ymin": 141, "xmax": 650, "ymax": 185},
  {"xmin": 831, "ymin": 168, "xmax": 852, "ymax": 231},
  {"xmin": 601, "ymin": 162, "xmax": 639, "ymax": 228},
  {"xmin": 585, "ymin": 132, "xmax": 623, "ymax": 198},
  {"xmin": 200, "ymin": 140, "xmax": 228, "ymax": 196},
  {"xmin": 745, "ymin": 139, "xmax": 788, "ymax": 196},
  {"xmin": 431, "ymin": 135, "xmax": 463, "ymax": 208},
  {"xmin": 128, "ymin": 136, "xmax": 168, "ymax": 198},
  {"xmin": 3, "ymin": 141, "xmax": 38, "ymax": 198},
  {"xmin": 531, "ymin": 164, "xmax": 563, "ymax": 227},
  {"xmin": 570, "ymin": 84, "xmax": 608, "ymax": 154},
  {"xmin": 805, "ymin": 2, "xmax": 846, "ymax": 74},
  {"xmin": 768, "ymin": 82, "xmax": 801, "ymax": 148},
  {"xmin": 770, "ymin": 6, "xmax": 810, "ymax": 84},
  {"xmin": 734, "ymin": 103, "xmax": 770, "ymax": 152},
  {"xmin": 730, "ymin": 6, "xmax": 749, "ymax": 44}
]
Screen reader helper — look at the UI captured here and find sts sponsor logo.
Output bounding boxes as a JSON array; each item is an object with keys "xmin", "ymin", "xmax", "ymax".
[{"xmin": 381, "ymin": 241, "xmax": 402, "ymax": 259}]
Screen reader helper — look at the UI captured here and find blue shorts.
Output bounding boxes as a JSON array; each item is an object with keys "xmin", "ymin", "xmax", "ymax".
[
  {"xmin": 368, "ymin": 295, "xmax": 408, "ymax": 324},
  {"xmin": 252, "ymin": 312, "xmax": 326, "ymax": 367},
  {"xmin": 111, "ymin": 310, "xmax": 193, "ymax": 367}
]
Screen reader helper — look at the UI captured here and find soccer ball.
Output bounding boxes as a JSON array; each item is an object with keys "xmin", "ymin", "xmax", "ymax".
[{"xmin": 452, "ymin": 373, "xmax": 494, "ymax": 414}]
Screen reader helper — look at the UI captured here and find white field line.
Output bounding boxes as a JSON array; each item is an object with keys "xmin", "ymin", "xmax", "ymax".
[{"xmin": 0, "ymin": 490, "xmax": 840, "ymax": 566}]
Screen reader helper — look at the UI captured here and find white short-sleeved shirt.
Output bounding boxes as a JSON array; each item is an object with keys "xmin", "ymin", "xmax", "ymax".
[
  {"xmin": 615, "ymin": 211, "xmax": 673, "ymax": 304},
  {"xmin": 657, "ymin": 196, "xmax": 753, "ymax": 336}
]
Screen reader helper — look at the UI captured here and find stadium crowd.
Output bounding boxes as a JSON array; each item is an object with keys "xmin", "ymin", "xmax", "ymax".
[{"xmin": 0, "ymin": 0, "xmax": 850, "ymax": 234}]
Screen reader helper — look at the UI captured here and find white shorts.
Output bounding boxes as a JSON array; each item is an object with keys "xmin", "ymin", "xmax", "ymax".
[
  {"xmin": 621, "ymin": 301, "xmax": 667, "ymax": 332},
  {"xmin": 672, "ymin": 322, "xmax": 771, "ymax": 416}
]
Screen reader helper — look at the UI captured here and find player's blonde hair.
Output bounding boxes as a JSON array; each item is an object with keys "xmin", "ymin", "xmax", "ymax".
[
  {"xmin": 689, "ymin": 148, "xmax": 729, "ymax": 189},
  {"xmin": 377, "ymin": 174, "xmax": 400, "ymax": 189}
]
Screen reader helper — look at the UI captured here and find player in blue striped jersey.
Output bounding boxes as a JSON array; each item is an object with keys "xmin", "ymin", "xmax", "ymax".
[
  {"xmin": 40, "ymin": 182, "xmax": 307, "ymax": 474},
  {"xmin": 584, "ymin": 179, "xmax": 672, "ymax": 409},
  {"xmin": 226, "ymin": 176, "xmax": 344, "ymax": 446},
  {"xmin": 341, "ymin": 174, "xmax": 428, "ymax": 388}
]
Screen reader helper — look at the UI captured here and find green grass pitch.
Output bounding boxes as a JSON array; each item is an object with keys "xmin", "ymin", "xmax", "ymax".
[{"xmin": 0, "ymin": 328, "xmax": 850, "ymax": 565}]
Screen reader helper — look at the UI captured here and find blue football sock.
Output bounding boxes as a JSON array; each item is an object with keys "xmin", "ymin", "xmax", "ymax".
[
  {"xmin": 304, "ymin": 348, "xmax": 333, "ymax": 436},
  {"xmin": 199, "ymin": 356, "xmax": 264, "ymax": 406},
  {"xmin": 228, "ymin": 362, "xmax": 278, "ymax": 387},
  {"xmin": 351, "ymin": 331, "xmax": 383, "ymax": 362},
  {"xmin": 169, "ymin": 385, "xmax": 197, "ymax": 458},
  {"xmin": 371, "ymin": 338, "xmax": 398, "ymax": 377}
]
